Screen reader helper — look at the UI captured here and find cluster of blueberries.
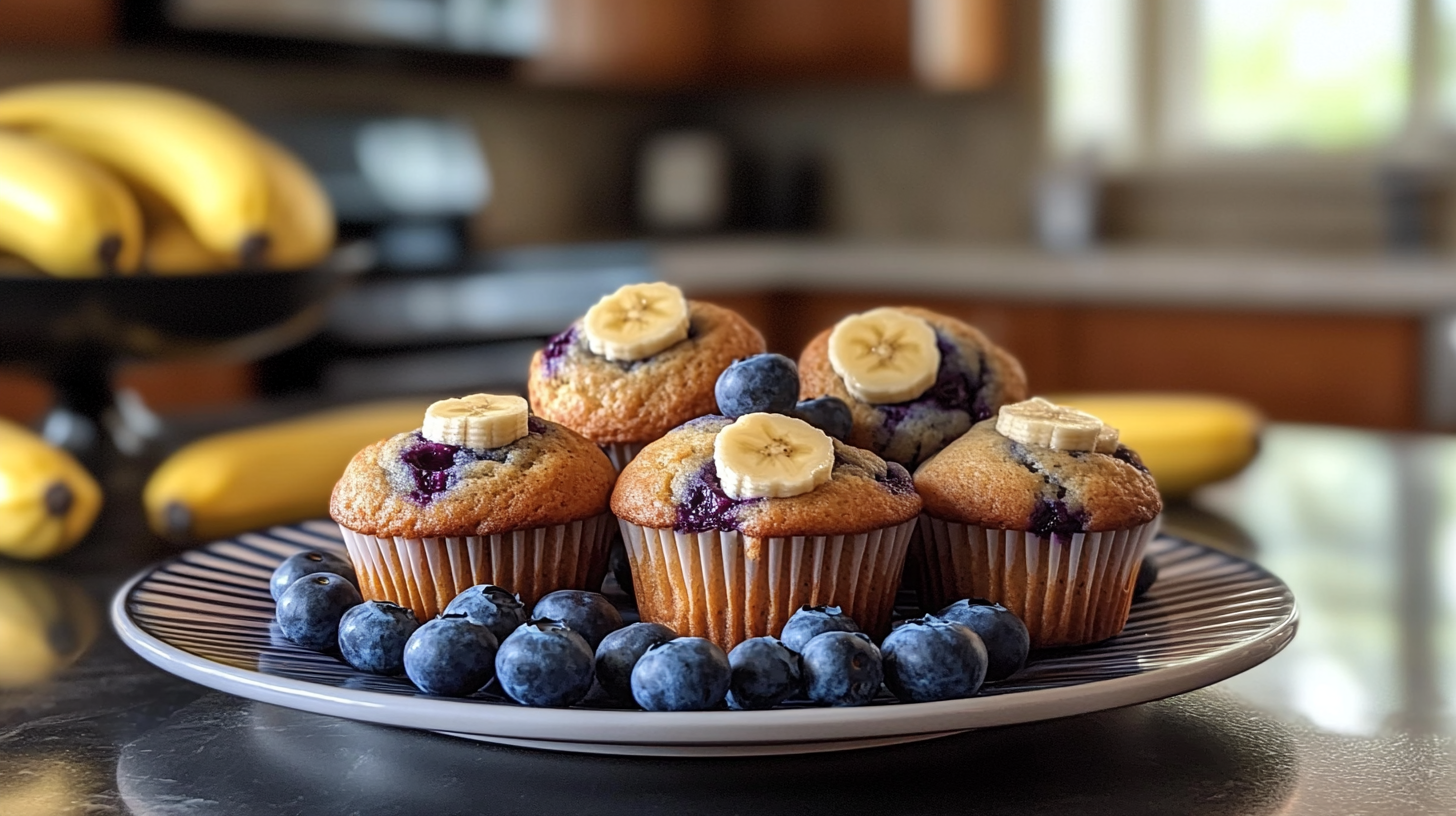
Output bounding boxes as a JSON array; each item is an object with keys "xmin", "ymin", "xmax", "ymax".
[
  {"xmin": 269, "ymin": 549, "xmax": 1040, "ymax": 710},
  {"xmin": 715, "ymin": 353, "xmax": 852, "ymax": 440}
]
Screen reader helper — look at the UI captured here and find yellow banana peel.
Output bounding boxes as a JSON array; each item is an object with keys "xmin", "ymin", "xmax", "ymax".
[
  {"xmin": 0, "ymin": 80, "xmax": 335, "ymax": 271},
  {"xmin": 0, "ymin": 130, "xmax": 143, "ymax": 277},
  {"xmin": 0, "ymin": 419, "xmax": 103, "ymax": 560},
  {"xmin": 1047, "ymin": 393, "xmax": 1263, "ymax": 499},
  {"xmin": 144, "ymin": 399, "xmax": 432, "ymax": 542}
]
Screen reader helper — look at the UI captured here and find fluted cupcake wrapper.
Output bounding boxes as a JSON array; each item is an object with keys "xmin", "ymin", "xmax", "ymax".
[
  {"xmin": 338, "ymin": 513, "xmax": 616, "ymax": 622},
  {"xmin": 600, "ymin": 442, "xmax": 648, "ymax": 472},
  {"xmin": 916, "ymin": 515, "xmax": 1161, "ymax": 649},
  {"xmin": 618, "ymin": 519, "xmax": 917, "ymax": 651}
]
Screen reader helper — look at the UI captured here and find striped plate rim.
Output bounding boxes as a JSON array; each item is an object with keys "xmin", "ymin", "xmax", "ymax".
[{"xmin": 112, "ymin": 521, "xmax": 1297, "ymax": 753}]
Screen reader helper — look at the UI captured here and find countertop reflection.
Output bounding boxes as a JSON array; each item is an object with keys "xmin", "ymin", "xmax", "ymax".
[{"xmin": 4, "ymin": 424, "xmax": 1456, "ymax": 815}]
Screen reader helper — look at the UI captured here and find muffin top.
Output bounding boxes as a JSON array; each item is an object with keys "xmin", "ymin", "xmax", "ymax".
[
  {"xmin": 913, "ymin": 417, "xmax": 1161, "ymax": 534},
  {"xmin": 612, "ymin": 415, "xmax": 922, "ymax": 538},
  {"xmin": 330, "ymin": 415, "xmax": 616, "ymax": 539},
  {"xmin": 799, "ymin": 306, "xmax": 1027, "ymax": 470},
  {"xmin": 529, "ymin": 300, "xmax": 765, "ymax": 444}
]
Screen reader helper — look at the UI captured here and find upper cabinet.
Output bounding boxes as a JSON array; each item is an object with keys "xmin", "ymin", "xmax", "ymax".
[
  {"xmin": 523, "ymin": 0, "xmax": 1007, "ymax": 89},
  {"xmin": 16, "ymin": 0, "xmax": 1007, "ymax": 91}
]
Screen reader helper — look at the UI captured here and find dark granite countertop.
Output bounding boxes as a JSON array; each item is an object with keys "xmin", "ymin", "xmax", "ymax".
[{"xmin": 2, "ymin": 423, "xmax": 1453, "ymax": 815}]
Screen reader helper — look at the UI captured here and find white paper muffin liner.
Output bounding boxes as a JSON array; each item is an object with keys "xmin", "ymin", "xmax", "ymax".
[
  {"xmin": 618, "ymin": 518, "xmax": 917, "ymax": 651},
  {"xmin": 600, "ymin": 442, "xmax": 648, "ymax": 472},
  {"xmin": 338, "ymin": 512, "xmax": 616, "ymax": 622},
  {"xmin": 915, "ymin": 515, "xmax": 1161, "ymax": 648}
]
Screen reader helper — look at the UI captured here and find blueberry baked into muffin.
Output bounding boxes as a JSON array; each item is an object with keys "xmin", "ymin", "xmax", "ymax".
[
  {"xmin": 798, "ymin": 306, "xmax": 1028, "ymax": 470},
  {"xmin": 528, "ymin": 282, "xmax": 765, "ymax": 469},
  {"xmin": 912, "ymin": 397, "xmax": 1162, "ymax": 648},
  {"xmin": 612, "ymin": 413, "xmax": 922, "ymax": 650},
  {"xmin": 330, "ymin": 394, "xmax": 617, "ymax": 621}
]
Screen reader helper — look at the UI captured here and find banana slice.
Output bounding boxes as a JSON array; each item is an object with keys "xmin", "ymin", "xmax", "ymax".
[
  {"xmin": 996, "ymin": 397, "xmax": 1120, "ymax": 453},
  {"xmin": 714, "ymin": 413, "xmax": 834, "ymax": 500},
  {"xmin": 1095, "ymin": 423, "xmax": 1120, "ymax": 453},
  {"xmin": 827, "ymin": 307, "xmax": 941, "ymax": 404},
  {"xmin": 421, "ymin": 394, "xmax": 529, "ymax": 451},
  {"xmin": 581, "ymin": 282, "xmax": 690, "ymax": 362}
]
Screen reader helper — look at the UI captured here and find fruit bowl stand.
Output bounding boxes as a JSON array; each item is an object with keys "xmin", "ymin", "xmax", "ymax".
[{"xmin": 0, "ymin": 247, "xmax": 369, "ymax": 459}]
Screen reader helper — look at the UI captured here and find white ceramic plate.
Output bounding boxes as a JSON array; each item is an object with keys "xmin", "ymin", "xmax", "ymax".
[{"xmin": 112, "ymin": 520, "xmax": 1297, "ymax": 757}]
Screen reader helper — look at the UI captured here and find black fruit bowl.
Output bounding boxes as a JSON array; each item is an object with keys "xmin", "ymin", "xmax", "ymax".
[{"xmin": 0, "ymin": 247, "xmax": 369, "ymax": 453}]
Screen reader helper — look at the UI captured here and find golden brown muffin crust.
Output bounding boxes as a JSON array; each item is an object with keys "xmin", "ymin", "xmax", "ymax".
[
  {"xmin": 528, "ymin": 301, "xmax": 766, "ymax": 445},
  {"xmin": 330, "ymin": 418, "xmax": 617, "ymax": 538},
  {"xmin": 913, "ymin": 419, "xmax": 1162, "ymax": 532},
  {"xmin": 612, "ymin": 416, "xmax": 922, "ymax": 538},
  {"xmin": 798, "ymin": 306, "xmax": 1028, "ymax": 469}
]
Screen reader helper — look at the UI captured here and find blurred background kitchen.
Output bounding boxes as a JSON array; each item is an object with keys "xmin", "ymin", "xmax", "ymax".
[
  {"xmin": 6, "ymin": 0, "xmax": 1456, "ymax": 433},
  {"xmin": 10, "ymin": 8, "xmax": 1456, "ymax": 812}
]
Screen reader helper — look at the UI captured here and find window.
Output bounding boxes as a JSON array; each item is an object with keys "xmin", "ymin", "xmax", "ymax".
[{"xmin": 1048, "ymin": 0, "xmax": 1435, "ymax": 164}]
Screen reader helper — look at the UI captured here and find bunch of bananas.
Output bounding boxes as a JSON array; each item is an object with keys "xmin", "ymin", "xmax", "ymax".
[{"xmin": 0, "ymin": 81, "xmax": 334, "ymax": 277}]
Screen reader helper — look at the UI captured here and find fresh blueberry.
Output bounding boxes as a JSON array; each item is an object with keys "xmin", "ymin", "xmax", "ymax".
[
  {"xmin": 800, "ymin": 631, "xmax": 883, "ymax": 707},
  {"xmin": 779, "ymin": 605, "xmax": 861, "ymax": 653},
  {"xmin": 403, "ymin": 614, "xmax": 499, "ymax": 696},
  {"xmin": 496, "ymin": 618, "xmax": 596, "ymax": 707},
  {"xmin": 275, "ymin": 572, "xmax": 362, "ymax": 651},
  {"xmin": 935, "ymin": 598, "xmax": 1030, "ymax": 682},
  {"xmin": 595, "ymin": 622, "xmax": 676, "ymax": 702},
  {"xmin": 531, "ymin": 590, "xmax": 624, "ymax": 650},
  {"xmin": 715, "ymin": 354, "xmax": 800, "ymax": 418},
  {"xmin": 631, "ymin": 637, "xmax": 731, "ymax": 711},
  {"xmin": 726, "ymin": 637, "xmax": 801, "ymax": 710},
  {"xmin": 443, "ymin": 584, "xmax": 527, "ymax": 643},
  {"xmin": 1134, "ymin": 554, "xmax": 1159, "ymax": 598},
  {"xmin": 271, "ymin": 550, "xmax": 358, "ymax": 601},
  {"xmin": 881, "ymin": 617, "xmax": 987, "ymax": 703},
  {"xmin": 337, "ymin": 600, "xmax": 420, "ymax": 675},
  {"xmin": 789, "ymin": 397, "xmax": 853, "ymax": 442}
]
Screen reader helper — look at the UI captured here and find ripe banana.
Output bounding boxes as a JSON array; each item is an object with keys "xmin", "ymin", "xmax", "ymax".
[
  {"xmin": 257, "ymin": 134, "xmax": 336, "ymax": 270},
  {"xmin": 0, "ymin": 81, "xmax": 274, "ymax": 264},
  {"xmin": 0, "ymin": 130, "xmax": 142, "ymax": 277},
  {"xmin": 137, "ymin": 135, "xmax": 335, "ymax": 273},
  {"xmin": 715, "ymin": 413, "xmax": 834, "ymax": 499},
  {"xmin": 582, "ymin": 282, "xmax": 690, "ymax": 361},
  {"xmin": 144, "ymin": 399, "xmax": 433, "ymax": 542},
  {"xmin": 996, "ymin": 397, "xmax": 1119, "ymax": 453},
  {"xmin": 827, "ymin": 307, "xmax": 941, "ymax": 404},
  {"xmin": 422, "ymin": 394, "xmax": 528, "ymax": 450},
  {"xmin": 134, "ymin": 185, "xmax": 232, "ymax": 275},
  {"xmin": 0, "ymin": 418, "xmax": 103, "ymax": 560},
  {"xmin": 1048, "ymin": 393, "xmax": 1264, "ymax": 498}
]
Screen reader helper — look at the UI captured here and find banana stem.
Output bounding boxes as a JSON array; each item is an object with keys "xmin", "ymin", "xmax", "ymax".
[
  {"xmin": 44, "ymin": 481, "xmax": 73, "ymax": 517},
  {"xmin": 96, "ymin": 234, "xmax": 121, "ymax": 275},
  {"xmin": 239, "ymin": 233, "xmax": 270, "ymax": 269}
]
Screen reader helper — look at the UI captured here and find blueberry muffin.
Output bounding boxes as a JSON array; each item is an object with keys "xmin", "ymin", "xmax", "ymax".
[
  {"xmin": 912, "ymin": 398, "xmax": 1163, "ymax": 648},
  {"xmin": 330, "ymin": 394, "xmax": 617, "ymax": 621},
  {"xmin": 612, "ymin": 413, "xmax": 922, "ymax": 650},
  {"xmin": 528, "ymin": 282, "xmax": 765, "ymax": 469},
  {"xmin": 798, "ymin": 306, "xmax": 1028, "ymax": 470}
]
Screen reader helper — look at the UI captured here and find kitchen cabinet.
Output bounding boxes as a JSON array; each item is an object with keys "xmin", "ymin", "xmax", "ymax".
[
  {"xmin": 523, "ymin": 0, "xmax": 1005, "ymax": 89},
  {"xmin": 0, "ymin": 361, "xmax": 255, "ymax": 425},
  {"xmin": 0, "ymin": 0, "xmax": 114, "ymax": 47}
]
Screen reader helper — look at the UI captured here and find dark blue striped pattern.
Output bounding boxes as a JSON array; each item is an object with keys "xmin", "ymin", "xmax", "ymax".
[{"xmin": 123, "ymin": 521, "xmax": 1295, "ymax": 707}]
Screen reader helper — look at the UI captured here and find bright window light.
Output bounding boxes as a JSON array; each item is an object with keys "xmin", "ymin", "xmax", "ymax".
[
  {"xmin": 1196, "ymin": 0, "xmax": 1410, "ymax": 150},
  {"xmin": 1046, "ymin": 0, "xmax": 1137, "ymax": 158}
]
